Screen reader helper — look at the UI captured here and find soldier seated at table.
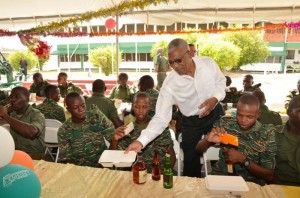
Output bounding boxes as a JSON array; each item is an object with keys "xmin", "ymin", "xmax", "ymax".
[
  {"xmin": 114, "ymin": 92, "xmax": 175, "ymax": 173},
  {"xmin": 242, "ymin": 74, "xmax": 261, "ymax": 92},
  {"xmin": 137, "ymin": 75, "xmax": 159, "ymax": 118},
  {"xmin": 36, "ymin": 84, "xmax": 66, "ymax": 123},
  {"xmin": 109, "ymin": 73, "xmax": 136, "ymax": 102},
  {"xmin": 221, "ymin": 76, "xmax": 239, "ymax": 106},
  {"xmin": 57, "ymin": 92, "xmax": 124, "ymax": 167},
  {"xmin": 86, "ymin": 79, "xmax": 123, "ymax": 128},
  {"xmin": 57, "ymin": 72, "xmax": 83, "ymax": 98},
  {"xmin": 252, "ymin": 90, "xmax": 282, "ymax": 126},
  {"xmin": 0, "ymin": 86, "xmax": 45, "ymax": 159},
  {"xmin": 29, "ymin": 72, "xmax": 50, "ymax": 100},
  {"xmin": 284, "ymin": 78, "xmax": 300, "ymax": 109},
  {"xmin": 273, "ymin": 95, "xmax": 300, "ymax": 186},
  {"xmin": 196, "ymin": 94, "xmax": 277, "ymax": 185}
]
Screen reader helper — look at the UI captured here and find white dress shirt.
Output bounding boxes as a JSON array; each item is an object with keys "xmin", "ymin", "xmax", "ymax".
[{"xmin": 137, "ymin": 56, "xmax": 226, "ymax": 147}]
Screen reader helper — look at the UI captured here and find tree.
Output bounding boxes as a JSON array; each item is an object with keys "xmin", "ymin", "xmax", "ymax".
[
  {"xmin": 178, "ymin": 28, "xmax": 201, "ymax": 46},
  {"xmin": 223, "ymin": 31, "xmax": 270, "ymax": 67},
  {"xmin": 8, "ymin": 51, "xmax": 38, "ymax": 72},
  {"xmin": 198, "ymin": 38, "xmax": 240, "ymax": 71},
  {"xmin": 90, "ymin": 46, "xmax": 122, "ymax": 76},
  {"xmin": 150, "ymin": 40, "xmax": 169, "ymax": 60}
]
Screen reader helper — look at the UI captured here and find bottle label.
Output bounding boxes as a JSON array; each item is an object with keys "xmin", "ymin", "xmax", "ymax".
[{"xmin": 138, "ymin": 170, "xmax": 147, "ymax": 183}]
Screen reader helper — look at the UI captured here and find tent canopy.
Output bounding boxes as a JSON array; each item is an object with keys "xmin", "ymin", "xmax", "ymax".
[{"xmin": 1, "ymin": 0, "xmax": 300, "ymax": 31}]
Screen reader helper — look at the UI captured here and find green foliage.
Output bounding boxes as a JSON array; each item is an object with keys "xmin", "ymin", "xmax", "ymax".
[
  {"xmin": 223, "ymin": 31, "xmax": 270, "ymax": 67},
  {"xmin": 198, "ymin": 38, "xmax": 240, "ymax": 71},
  {"xmin": 178, "ymin": 28, "xmax": 201, "ymax": 46},
  {"xmin": 90, "ymin": 46, "xmax": 121, "ymax": 76},
  {"xmin": 8, "ymin": 51, "xmax": 38, "ymax": 72},
  {"xmin": 150, "ymin": 40, "xmax": 169, "ymax": 59}
]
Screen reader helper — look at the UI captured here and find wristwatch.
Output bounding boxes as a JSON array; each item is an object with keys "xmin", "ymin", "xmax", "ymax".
[{"xmin": 243, "ymin": 158, "xmax": 251, "ymax": 168}]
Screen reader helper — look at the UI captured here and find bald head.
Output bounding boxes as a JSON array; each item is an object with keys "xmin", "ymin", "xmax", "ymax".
[
  {"xmin": 157, "ymin": 48, "xmax": 163, "ymax": 54},
  {"xmin": 168, "ymin": 38, "xmax": 189, "ymax": 52}
]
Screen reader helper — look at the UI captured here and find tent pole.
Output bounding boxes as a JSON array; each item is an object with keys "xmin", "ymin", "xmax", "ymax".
[{"xmin": 116, "ymin": 15, "xmax": 119, "ymax": 77}]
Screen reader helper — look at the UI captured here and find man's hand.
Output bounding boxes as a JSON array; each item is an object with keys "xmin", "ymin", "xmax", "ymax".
[
  {"xmin": 223, "ymin": 148, "xmax": 246, "ymax": 164},
  {"xmin": 207, "ymin": 127, "xmax": 226, "ymax": 144},
  {"xmin": 113, "ymin": 126, "xmax": 126, "ymax": 141},
  {"xmin": 124, "ymin": 141, "xmax": 143, "ymax": 153},
  {"xmin": 0, "ymin": 105, "xmax": 8, "ymax": 118},
  {"xmin": 199, "ymin": 97, "xmax": 218, "ymax": 118}
]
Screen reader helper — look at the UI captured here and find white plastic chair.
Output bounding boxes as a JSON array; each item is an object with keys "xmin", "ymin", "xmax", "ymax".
[
  {"xmin": 170, "ymin": 129, "xmax": 183, "ymax": 176},
  {"xmin": 203, "ymin": 145, "xmax": 220, "ymax": 176},
  {"xmin": 44, "ymin": 119, "xmax": 62, "ymax": 163}
]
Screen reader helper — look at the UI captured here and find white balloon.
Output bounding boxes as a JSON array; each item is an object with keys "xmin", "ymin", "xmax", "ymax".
[{"xmin": 0, "ymin": 126, "xmax": 15, "ymax": 168}]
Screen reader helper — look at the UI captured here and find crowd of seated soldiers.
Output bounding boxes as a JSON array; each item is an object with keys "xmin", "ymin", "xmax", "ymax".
[{"xmin": 0, "ymin": 70, "xmax": 299, "ymax": 186}]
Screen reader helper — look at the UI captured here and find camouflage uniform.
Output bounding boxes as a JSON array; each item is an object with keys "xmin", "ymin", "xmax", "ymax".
[
  {"xmin": 118, "ymin": 120, "xmax": 173, "ymax": 173},
  {"xmin": 85, "ymin": 92, "xmax": 119, "ymax": 120},
  {"xmin": 29, "ymin": 81, "xmax": 50, "ymax": 97},
  {"xmin": 274, "ymin": 123, "xmax": 300, "ymax": 186},
  {"xmin": 155, "ymin": 54, "xmax": 169, "ymax": 91},
  {"xmin": 284, "ymin": 89, "xmax": 299, "ymax": 109},
  {"xmin": 57, "ymin": 106, "xmax": 114, "ymax": 167},
  {"xmin": 258, "ymin": 104, "xmax": 282, "ymax": 126},
  {"xmin": 36, "ymin": 98, "xmax": 66, "ymax": 123},
  {"xmin": 212, "ymin": 116, "xmax": 277, "ymax": 185},
  {"xmin": 109, "ymin": 84, "xmax": 136, "ymax": 102},
  {"xmin": 59, "ymin": 82, "xmax": 83, "ymax": 98},
  {"xmin": 241, "ymin": 86, "xmax": 261, "ymax": 93},
  {"xmin": 10, "ymin": 105, "xmax": 45, "ymax": 159}
]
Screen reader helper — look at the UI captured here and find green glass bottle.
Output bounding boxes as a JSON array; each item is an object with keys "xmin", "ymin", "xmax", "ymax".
[{"xmin": 163, "ymin": 153, "xmax": 173, "ymax": 189}]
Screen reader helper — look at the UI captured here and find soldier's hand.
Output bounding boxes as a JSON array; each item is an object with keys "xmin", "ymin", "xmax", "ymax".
[
  {"xmin": 223, "ymin": 148, "xmax": 246, "ymax": 164},
  {"xmin": 207, "ymin": 127, "xmax": 225, "ymax": 144},
  {"xmin": 199, "ymin": 97, "xmax": 218, "ymax": 118},
  {"xmin": 113, "ymin": 126, "xmax": 126, "ymax": 141}
]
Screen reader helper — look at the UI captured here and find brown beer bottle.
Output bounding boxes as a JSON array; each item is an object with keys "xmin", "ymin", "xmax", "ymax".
[
  {"xmin": 152, "ymin": 150, "xmax": 161, "ymax": 180},
  {"xmin": 132, "ymin": 151, "xmax": 147, "ymax": 184}
]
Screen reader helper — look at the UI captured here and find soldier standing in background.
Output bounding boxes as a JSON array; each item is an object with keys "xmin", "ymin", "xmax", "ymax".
[{"xmin": 154, "ymin": 48, "xmax": 170, "ymax": 91}]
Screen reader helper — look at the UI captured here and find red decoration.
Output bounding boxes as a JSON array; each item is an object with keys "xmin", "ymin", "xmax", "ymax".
[
  {"xmin": 105, "ymin": 18, "xmax": 116, "ymax": 30},
  {"xmin": 31, "ymin": 41, "xmax": 51, "ymax": 59}
]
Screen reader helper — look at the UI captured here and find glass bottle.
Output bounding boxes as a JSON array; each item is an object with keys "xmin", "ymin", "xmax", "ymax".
[
  {"xmin": 163, "ymin": 153, "xmax": 173, "ymax": 189},
  {"xmin": 152, "ymin": 150, "xmax": 161, "ymax": 181},
  {"xmin": 132, "ymin": 151, "xmax": 147, "ymax": 184}
]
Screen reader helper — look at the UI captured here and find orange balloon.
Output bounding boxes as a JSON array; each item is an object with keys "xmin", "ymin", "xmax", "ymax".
[{"xmin": 9, "ymin": 150, "xmax": 34, "ymax": 170}]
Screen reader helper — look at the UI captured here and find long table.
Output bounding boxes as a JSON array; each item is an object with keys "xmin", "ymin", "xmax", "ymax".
[{"xmin": 33, "ymin": 160, "xmax": 299, "ymax": 198}]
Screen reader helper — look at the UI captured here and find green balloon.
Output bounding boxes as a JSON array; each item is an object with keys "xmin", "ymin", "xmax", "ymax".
[{"xmin": 0, "ymin": 164, "xmax": 41, "ymax": 198}]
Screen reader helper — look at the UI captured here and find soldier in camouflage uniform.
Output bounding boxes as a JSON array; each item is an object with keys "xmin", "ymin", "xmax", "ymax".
[
  {"xmin": 58, "ymin": 92, "xmax": 125, "ymax": 167},
  {"xmin": 116, "ymin": 92, "xmax": 175, "ymax": 173},
  {"xmin": 0, "ymin": 86, "xmax": 45, "ymax": 159},
  {"xmin": 154, "ymin": 48, "xmax": 170, "ymax": 91},
  {"xmin": 239, "ymin": 74, "xmax": 261, "ymax": 93},
  {"xmin": 36, "ymin": 85, "xmax": 66, "ymax": 123},
  {"xmin": 196, "ymin": 94, "xmax": 277, "ymax": 185},
  {"xmin": 86, "ymin": 79, "xmax": 123, "ymax": 128},
  {"xmin": 109, "ymin": 73, "xmax": 136, "ymax": 102},
  {"xmin": 57, "ymin": 72, "xmax": 83, "ymax": 98},
  {"xmin": 137, "ymin": 75, "xmax": 159, "ymax": 118},
  {"xmin": 252, "ymin": 90, "xmax": 282, "ymax": 126},
  {"xmin": 273, "ymin": 95, "xmax": 300, "ymax": 186},
  {"xmin": 29, "ymin": 73, "xmax": 50, "ymax": 98},
  {"xmin": 284, "ymin": 79, "xmax": 300, "ymax": 109}
]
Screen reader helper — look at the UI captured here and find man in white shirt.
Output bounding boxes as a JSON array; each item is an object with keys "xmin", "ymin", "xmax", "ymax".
[{"xmin": 126, "ymin": 38, "xmax": 226, "ymax": 177}]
